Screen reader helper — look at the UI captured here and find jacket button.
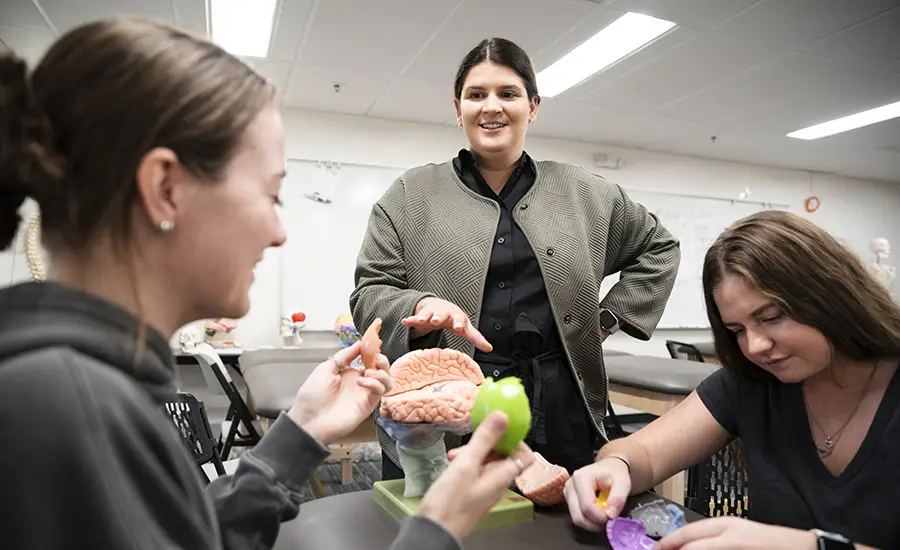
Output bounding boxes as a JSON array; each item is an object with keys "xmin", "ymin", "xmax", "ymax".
[
  {"xmin": 564, "ymin": 314, "xmax": 572, "ymax": 324},
  {"xmin": 547, "ymin": 247, "xmax": 555, "ymax": 256},
  {"xmin": 520, "ymin": 203, "xmax": 528, "ymax": 210}
]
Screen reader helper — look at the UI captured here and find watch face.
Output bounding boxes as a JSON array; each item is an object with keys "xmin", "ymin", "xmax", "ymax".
[
  {"xmin": 599, "ymin": 310, "xmax": 617, "ymax": 329},
  {"xmin": 812, "ymin": 530, "xmax": 853, "ymax": 550}
]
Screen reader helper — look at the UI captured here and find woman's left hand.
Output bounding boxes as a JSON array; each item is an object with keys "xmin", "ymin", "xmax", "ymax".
[
  {"xmin": 286, "ymin": 340, "xmax": 393, "ymax": 445},
  {"xmin": 656, "ymin": 517, "xmax": 816, "ymax": 550}
]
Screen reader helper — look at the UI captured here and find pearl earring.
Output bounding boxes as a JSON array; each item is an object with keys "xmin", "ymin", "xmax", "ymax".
[
  {"xmin": 458, "ymin": 119, "xmax": 463, "ymax": 128},
  {"xmin": 159, "ymin": 220, "xmax": 174, "ymax": 232}
]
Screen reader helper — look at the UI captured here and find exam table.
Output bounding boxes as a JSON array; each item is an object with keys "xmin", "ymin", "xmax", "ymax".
[{"xmin": 240, "ymin": 346, "xmax": 379, "ymax": 487}]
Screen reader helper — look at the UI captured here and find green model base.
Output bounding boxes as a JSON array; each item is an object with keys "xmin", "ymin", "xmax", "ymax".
[{"xmin": 372, "ymin": 480, "xmax": 534, "ymax": 530}]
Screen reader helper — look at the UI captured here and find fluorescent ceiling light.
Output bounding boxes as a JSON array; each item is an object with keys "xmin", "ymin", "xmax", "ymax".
[
  {"xmin": 537, "ymin": 12, "xmax": 676, "ymax": 98},
  {"xmin": 210, "ymin": 0, "xmax": 278, "ymax": 58},
  {"xmin": 787, "ymin": 99, "xmax": 900, "ymax": 140}
]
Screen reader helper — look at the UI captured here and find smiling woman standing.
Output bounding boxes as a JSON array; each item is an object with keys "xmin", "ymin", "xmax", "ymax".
[{"xmin": 351, "ymin": 37, "xmax": 680, "ymax": 481}]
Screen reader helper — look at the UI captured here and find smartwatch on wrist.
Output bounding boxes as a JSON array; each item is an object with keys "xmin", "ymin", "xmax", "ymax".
[
  {"xmin": 809, "ymin": 529, "xmax": 854, "ymax": 550},
  {"xmin": 598, "ymin": 308, "xmax": 620, "ymax": 335}
]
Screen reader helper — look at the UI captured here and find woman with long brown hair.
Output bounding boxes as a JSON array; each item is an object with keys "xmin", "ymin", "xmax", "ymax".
[{"xmin": 565, "ymin": 210, "xmax": 899, "ymax": 550}]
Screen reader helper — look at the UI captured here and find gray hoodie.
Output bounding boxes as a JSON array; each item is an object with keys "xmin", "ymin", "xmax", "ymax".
[{"xmin": 0, "ymin": 282, "xmax": 460, "ymax": 550}]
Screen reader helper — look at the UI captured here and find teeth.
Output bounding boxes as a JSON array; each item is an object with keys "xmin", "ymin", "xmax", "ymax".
[{"xmin": 481, "ymin": 123, "xmax": 504, "ymax": 129}]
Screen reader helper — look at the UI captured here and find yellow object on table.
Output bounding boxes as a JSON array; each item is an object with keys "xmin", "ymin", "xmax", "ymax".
[{"xmin": 596, "ymin": 488, "xmax": 609, "ymax": 509}]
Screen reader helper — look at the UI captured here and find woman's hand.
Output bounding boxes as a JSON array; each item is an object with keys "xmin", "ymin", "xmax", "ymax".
[
  {"xmin": 418, "ymin": 411, "xmax": 534, "ymax": 541},
  {"xmin": 655, "ymin": 517, "xmax": 818, "ymax": 550},
  {"xmin": 286, "ymin": 340, "xmax": 392, "ymax": 445},
  {"xmin": 402, "ymin": 297, "xmax": 493, "ymax": 352},
  {"xmin": 563, "ymin": 456, "xmax": 632, "ymax": 531}
]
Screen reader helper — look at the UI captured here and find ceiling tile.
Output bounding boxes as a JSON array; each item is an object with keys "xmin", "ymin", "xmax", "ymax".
[
  {"xmin": 713, "ymin": 0, "xmax": 900, "ymax": 53},
  {"xmin": 0, "ymin": 0, "xmax": 48, "ymax": 29},
  {"xmin": 0, "ymin": 23, "xmax": 54, "ymax": 64},
  {"xmin": 801, "ymin": 5, "xmax": 900, "ymax": 74},
  {"xmin": 403, "ymin": 0, "xmax": 599, "ymax": 85},
  {"xmin": 299, "ymin": 0, "xmax": 456, "ymax": 74},
  {"xmin": 38, "ymin": 0, "xmax": 176, "ymax": 34},
  {"xmin": 243, "ymin": 59, "xmax": 293, "ymax": 91},
  {"xmin": 657, "ymin": 53, "xmax": 900, "ymax": 132},
  {"xmin": 171, "ymin": 0, "xmax": 207, "ymax": 37},
  {"xmin": 367, "ymin": 78, "xmax": 455, "ymax": 124},
  {"xmin": 268, "ymin": 0, "xmax": 314, "ymax": 62},
  {"xmin": 578, "ymin": 31, "xmax": 783, "ymax": 111},
  {"xmin": 284, "ymin": 63, "xmax": 393, "ymax": 115},
  {"xmin": 602, "ymin": 0, "xmax": 761, "ymax": 29},
  {"xmin": 530, "ymin": 10, "xmax": 700, "ymax": 100},
  {"xmin": 532, "ymin": 99, "xmax": 722, "ymax": 150}
]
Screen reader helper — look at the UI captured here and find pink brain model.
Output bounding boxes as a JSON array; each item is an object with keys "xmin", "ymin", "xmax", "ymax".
[{"xmin": 380, "ymin": 348, "xmax": 485, "ymax": 423}]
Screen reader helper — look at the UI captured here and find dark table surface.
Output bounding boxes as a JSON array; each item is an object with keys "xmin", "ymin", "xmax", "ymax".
[{"xmin": 274, "ymin": 489, "xmax": 702, "ymax": 550}]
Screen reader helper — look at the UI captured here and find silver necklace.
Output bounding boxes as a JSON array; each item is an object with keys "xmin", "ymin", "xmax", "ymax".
[{"xmin": 804, "ymin": 363, "xmax": 876, "ymax": 459}]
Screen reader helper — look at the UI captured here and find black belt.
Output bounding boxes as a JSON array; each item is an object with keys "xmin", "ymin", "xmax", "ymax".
[
  {"xmin": 476, "ymin": 313, "xmax": 561, "ymax": 445},
  {"xmin": 479, "ymin": 348, "xmax": 561, "ymax": 445}
]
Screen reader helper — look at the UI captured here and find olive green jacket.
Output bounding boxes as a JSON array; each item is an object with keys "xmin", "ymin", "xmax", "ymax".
[{"xmin": 350, "ymin": 159, "xmax": 680, "ymax": 458}]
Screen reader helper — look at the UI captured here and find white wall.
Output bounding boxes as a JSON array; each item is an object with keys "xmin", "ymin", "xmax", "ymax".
[
  {"xmin": 278, "ymin": 108, "xmax": 900, "ymax": 356},
  {"xmin": 5, "ymin": 107, "xmax": 900, "ymax": 357}
]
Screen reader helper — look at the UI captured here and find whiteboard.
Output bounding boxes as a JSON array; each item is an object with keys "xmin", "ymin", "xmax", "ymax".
[
  {"xmin": 280, "ymin": 160, "xmax": 404, "ymax": 330},
  {"xmin": 600, "ymin": 189, "xmax": 789, "ymax": 329}
]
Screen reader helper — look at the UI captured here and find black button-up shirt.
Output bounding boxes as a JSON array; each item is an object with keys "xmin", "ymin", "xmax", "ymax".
[
  {"xmin": 453, "ymin": 149, "xmax": 596, "ymax": 471},
  {"xmin": 452, "ymin": 149, "xmax": 562, "ymax": 361}
]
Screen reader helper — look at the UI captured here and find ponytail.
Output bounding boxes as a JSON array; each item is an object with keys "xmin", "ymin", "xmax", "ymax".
[{"xmin": 0, "ymin": 52, "xmax": 64, "ymax": 251}]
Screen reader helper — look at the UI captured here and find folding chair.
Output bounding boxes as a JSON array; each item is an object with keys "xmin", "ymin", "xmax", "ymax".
[
  {"xmin": 163, "ymin": 391, "xmax": 226, "ymax": 483},
  {"xmin": 189, "ymin": 344, "xmax": 261, "ymax": 459}
]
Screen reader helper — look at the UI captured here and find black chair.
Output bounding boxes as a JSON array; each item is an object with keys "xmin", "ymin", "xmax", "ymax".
[
  {"xmin": 163, "ymin": 391, "xmax": 226, "ymax": 484},
  {"xmin": 665, "ymin": 340, "xmax": 705, "ymax": 362},
  {"xmin": 663, "ymin": 341, "xmax": 749, "ymax": 518},
  {"xmin": 685, "ymin": 439, "xmax": 750, "ymax": 519}
]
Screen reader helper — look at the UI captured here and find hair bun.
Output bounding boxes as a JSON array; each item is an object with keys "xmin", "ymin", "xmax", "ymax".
[{"xmin": 0, "ymin": 52, "xmax": 65, "ymax": 251}]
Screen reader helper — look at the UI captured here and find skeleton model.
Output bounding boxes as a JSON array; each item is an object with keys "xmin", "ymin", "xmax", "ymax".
[{"xmin": 868, "ymin": 237, "xmax": 895, "ymax": 296}]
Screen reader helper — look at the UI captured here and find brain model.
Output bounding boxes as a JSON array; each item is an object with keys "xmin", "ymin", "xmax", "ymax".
[
  {"xmin": 380, "ymin": 348, "xmax": 485, "ymax": 424},
  {"xmin": 514, "ymin": 451, "xmax": 571, "ymax": 506}
]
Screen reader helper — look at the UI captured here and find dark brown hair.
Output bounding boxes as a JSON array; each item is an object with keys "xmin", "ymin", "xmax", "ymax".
[
  {"xmin": 702, "ymin": 210, "xmax": 900, "ymax": 380},
  {"xmin": 0, "ymin": 17, "xmax": 276, "ymax": 254},
  {"xmin": 453, "ymin": 38, "xmax": 540, "ymax": 103}
]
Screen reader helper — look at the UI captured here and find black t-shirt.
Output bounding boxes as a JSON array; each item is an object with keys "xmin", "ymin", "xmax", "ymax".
[{"xmin": 696, "ymin": 366, "xmax": 900, "ymax": 549}]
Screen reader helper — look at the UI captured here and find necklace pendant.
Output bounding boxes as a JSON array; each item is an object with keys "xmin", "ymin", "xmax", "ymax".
[{"xmin": 824, "ymin": 437, "xmax": 834, "ymax": 448}]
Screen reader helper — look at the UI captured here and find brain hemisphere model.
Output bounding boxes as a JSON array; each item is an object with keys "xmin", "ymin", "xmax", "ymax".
[
  {"xmin": 380, "ymin": 348, "xmax": 485, "ymax": 423},
  {"xmin": 515, "ymin": 452, "xmax": 570, "ymax": 506}
]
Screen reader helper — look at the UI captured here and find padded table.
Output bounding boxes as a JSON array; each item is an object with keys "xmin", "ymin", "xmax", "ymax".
[
  {"xmin": 239, "ymin": 346, "xmax": 378, "ymax": 485},
  {"xmin": 693, "ymin": 341, "xmax": 720, "ymax": 364},
  {"xmin": 604, "ymin": 355, "xmax": 719, "ymax": 504},
  {"xmin": 274, "ymin": 489, "xmax": 701, "ymax": 550}
]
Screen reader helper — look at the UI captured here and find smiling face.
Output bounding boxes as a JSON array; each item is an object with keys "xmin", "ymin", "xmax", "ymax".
[
  {"xmin": 454, "ymin": 61, "xmax": 538, "ymax": 158},
  {"xmin": 713, "ymin": 274, "xmax": 833, "ymax": 383},
  {"xmin": 159, "ymin": 105, "xmax": 287, "ymax": 321}
]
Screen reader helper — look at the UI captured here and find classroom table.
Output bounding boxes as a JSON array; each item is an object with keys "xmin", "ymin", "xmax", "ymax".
[
  {"xmin": 604, "ymin": 354, "xmax": 719, "ymax": 505},
  {"xmin": 273, "ymin": 489, "xmax": 702, "ymax": 550},
  {"xmin": 172, "ymin": 347, "xmax": 243, "ymax": 367}
]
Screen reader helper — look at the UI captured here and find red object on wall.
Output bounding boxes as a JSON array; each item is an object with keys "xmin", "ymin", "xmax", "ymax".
[
  {"xmin": 804, "ymin": 196, "xmax": 820, "ymax": 213},
  {"xmin": 291, "ymin": 312, "xmax": 307, "ymax": 323}
]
